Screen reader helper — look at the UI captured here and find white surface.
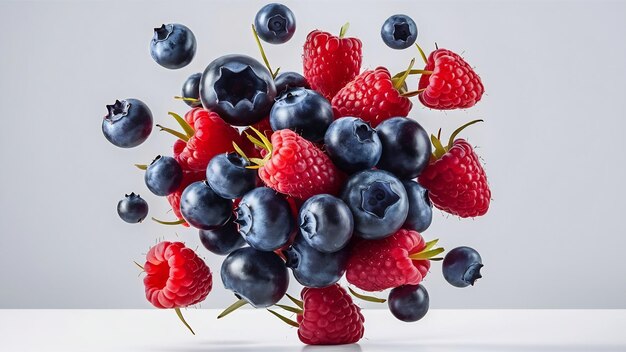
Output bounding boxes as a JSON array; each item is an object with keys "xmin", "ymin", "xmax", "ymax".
[
  {"xmin": 1, "ymin": 0, "xmax": 626, "ymax": 309},
  {"xmin": 0, "ymin": 309, "xmax": 625, "ymax": 351}
]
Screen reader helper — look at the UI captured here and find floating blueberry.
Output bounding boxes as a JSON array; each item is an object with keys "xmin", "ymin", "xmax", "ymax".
[
  {"xmin": 274, "ymin": 71, "xmax": 310, "ymax": 94},
  {"xmin": 376, "ymin": 117, "xmax": 431, "ymax": 179},
  {"xmin": 254, "ymin": 3, "xmax": 296, "ymax": 44},
  {"xmin": 221, "ymin": 247, "xmax": 289, "ymax": 308},
  {"xmin": 324, "ymin": 117, "xmax": 382, "ymax": 173},
  {"xmin": 402, "ymin": 180, "xmax": 433, "ymax": 232},
  {"xmin": 180, "ymin": 181, "xmax": 232, "ymax": 230},
  {"xmin": 341, "ymin": 169, "xmax": 409, "ymax": 239},
  {"xmin": 284, "ymin": 234, "xmax": 350, "ymax": 288},
  {"xmin": 117, "ymin": 193, "xmax": 149, "ymax": 223},
  {"xmin": 181, "ymin": 73, "xmax": 202, "ymax": 107},
  {"xmin": 150, "ymin": 23, "xmax": 196, "ymax": 69},
  {"xmin": 102, "ymin": 99, "xmax": 153, "ymax": 148},
  {"xmin": 270, "ymin": 87, "xmax": 333, "ymax": 142},
  {"xmin": 388, "ymin": 284, "xmax": 429, "ymax": 322},
  {"xmin": 235, "ymin": 187, "xmax": 294, "ymax": 251},
  {"xmin": 199, "ymin": 220, "xmax": 246, "ymax": 256},
  {"xmin": 442, "ymin": 246, "xmax": 484, "ymax": 288},
  {"xmin": 206, "ymin": 153, "xmax": 258, "ymax": 199},
  {"xmin": 298, "ymin": 194, "xmax": 353, "ymax": 253},
  {"xmin": 381, "ymin": 15, "xmax": 418, "ymax": 50},
  {"xmin": 200, "ymin": 54, "xmax": 277, "ymax": 126},
  {"xmin": 144, "ymin": 156, "xmax": 183, "ymax": 196}
]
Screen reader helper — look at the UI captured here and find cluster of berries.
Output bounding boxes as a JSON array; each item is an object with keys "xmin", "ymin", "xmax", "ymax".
[{"xmin": 105, "ymin": 3, "xmax": 490, "ymax": 345}]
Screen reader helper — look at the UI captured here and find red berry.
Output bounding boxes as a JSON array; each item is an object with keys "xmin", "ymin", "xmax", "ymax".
[
  {"xmin": 418, "ymin": 48, "xmax": 484, "ymax": 110},
  {"xmin": 297, "ymin": 284, "xmax": 365, "ymax": 345},
  {"xmin": 419, "ymin": 139, "xmax": 490, "ymax": 217},
  {"xmin": 258, "ymin": 129, "xmax": 343, "ymax": 199},
  {"xmin": 332, "ymin": 67, "xmax": 412, "ymax": 127},
  {"xmin": 303, "ymin": 30, "xmax": 362, "ymax": 101},
  {"xmin": 174, "ymin": 108, "xmax": 242, "ymax": 171},
  {"xmin": 166, "ymin": 169, "xmax": 205, "ymax": 227},
  {"xmin": 346, "ymin": 229, "xmax": 431, "ymax": 292},
  {"xmin": 143, "ymin": 241, "xmax": 212, "ymax": 309}
]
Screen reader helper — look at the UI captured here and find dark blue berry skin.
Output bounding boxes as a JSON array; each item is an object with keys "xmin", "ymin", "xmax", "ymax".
[
  {"xmin": 284, "ymin": 234, "xmax": 350, "ymax": 288},
  {"xmin": 402, "ymin": 180, "xmax": 433, "ymax": 232},
  {"xmin": 234, "ymin": 187, "xmax": 294, "ymax": 251},
  {"xmin": 299, "ymin": 194, "xmax": 353, "ymax": 253},
  {"xmin": 180, "ymin": 181, "xmax": 232, "ymax": 230},
  {"xmin": 181, "ymin": 73, "xmax": 202, "ymax": 108},
  {"xmin": 206, "ymin": 153, "xmax": 258, "ymax": 199},
  {"xmin": 221, "ymin": 247, "xmax": 289, "ymax": 308},
  {"xmin": 376, "ymin": 117, "xmax": 431, "ymax": 179},
  {"xmin": 150, "ymin": 23, "xmax": 196, "ymax": 69},
  {"xmin": 442, "ymin": 247, "xmax": 484, "ymax": 288},
  {"xmin": 199, "ymin": 220, "xmax": 246, "ymax": 256},
  {"xmin": 381, "ymin": 15, "xmax": 418, "ymax": 50},
  {"xmin": 144, "ymin": 156, "xmax": 183, "ymax": 196},
  {"xmin": 200, "ymin": 54, "xmax": 276, "ymax": 126},
  {"xmin": 117, "ymin": 193, "xmax": 149, "ymax": 223},
  {"xmin": 324, "ymin": 117, "xmax": 382, "ymax": 174},
  {"xmin": 270, "ymin": 87, "xmax": 333, "ymax": 142},
  {"xmin": 340, "ymin": 169, "xmax": 409, "ymax": 239},
  {"xmin": 254, "ymin": 3, "xmax": 296, "ymax": 44},
  {"xmin": 274, "ymin": 71, "xmax": 310, "ymax": 94},
  {"xmin": 388, "ymin": 284, "xmax": 429, "ymax": 322},
  {"xmin": 102, "ymin": 99, "xmax": 153, "ymax": 148}
]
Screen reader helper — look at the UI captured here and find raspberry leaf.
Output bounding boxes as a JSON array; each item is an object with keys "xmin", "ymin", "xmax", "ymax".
[
  {"xmin": 168, "ymin": 112, "xmax": 195, "ymax": 139},
  {"xmin": 267, "ymin": 309, "xmax": 299, "ymax": 327},
  {"xmin": 447, "ymin": 119, "xmax": 483, "ymax": 149},
  {"xmin": 409, "ymin": 247, "xmax": 445, "ymax": 260},
  {"xmin": 285, "ymin": 293, "xmax": 304, "ymax": 308},
  {"xmin": 348, "ymin": 287, "xmax": 387, "ymax": 303},
  {"xmin": 151, "ymin": 217, "xmax": 186, "ymax": 226},
  {"xmin": 339, "ymin": 22, "xmax": 350, "ymax": 38},
  {"xmin": 217, "ymin": 298, "xmax": 248, "ymax": 319},
  {"xmin": 415, "ymin": 43, "xmax": 428, "ymax": 64},
  {"xmin": 174, "ymin": 307, "xmax": 195, "ymax": 335},
  {"xmin": 252, "ymin": 24, "xmax": 280, "ymax": 79},
  {"xmin": 156, "ymin": 124, "xmax": 189, "ymax": 142},
  {"xmin": 275, "ymin": 304, "xmax": 303, "ymax": 314},
  {"xmin": 134, "ymin": 164, "xmax": 147, "ymax": 170}
]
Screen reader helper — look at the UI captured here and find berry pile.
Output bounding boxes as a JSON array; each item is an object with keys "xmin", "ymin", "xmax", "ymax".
[{"xmin": 103, "ymin": 4, "xmax": 491, "ymax": 345}]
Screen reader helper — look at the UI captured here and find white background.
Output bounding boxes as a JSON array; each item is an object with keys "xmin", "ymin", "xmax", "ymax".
[{"xmin": 0, "ymin": 0, "xmax": 625, "ymax": 309}]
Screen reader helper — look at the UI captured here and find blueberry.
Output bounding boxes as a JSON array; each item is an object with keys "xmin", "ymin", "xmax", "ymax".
[
  {"xmin": 102, "ymin": 99, "xmax": 153, "ymax": 148},
  {"xmin": 206, "ymin": 153, "xmax": 258, "ymax": 199},
  {"xmin": 298, "ymin": 194, "xmax": 353, "ymax": 253},
  {"xmin": 381, "ymin": 15, "xmax": 418, "ymax": 50},
  {"xmin": 274, "ymin": 71, "xmax": 310, "ymax": 94},
  {"xmin": 221, "ymin": 247, "xmax": 289, "ymax": 308},
  {"xmin": 180, "ymin": 181, "xmax": 232, "ymax": 230},
  {"xmin": 254, "ymin": 3, "xmax": 296, "ymax": 44},
  {"xmin": 402, "ymin": 180, "xmax": 433, "ymax": 232},
  {"xmin": 181, "ymin": 73, "xmax": 202, "ymax": 107},
  {"xmin": 150, "ymin": 23, "xmax": 196, "ymax": 69},
  {"xmin": 200, "ymin": 54, "xmax": 276, "ymax": 126},
  {"xmin": 388, "ymin": 284, "xmax": 429, "ymax": 322},
  {"xmin": 284, "ymin": 234, "xmax": 350, "ymax": 288},
  {"xmin": 340, "ymin": 169, "xmax": 409, "ymax": 239},
  {"xmin": 234, "ymin": 187, "xmax": 294, "ymax": 251},
  {"xmin": 376, "ymin": 117, "xmax": 431, "ymax": 179},
  {"xmin": 442, "ymin": 246, "xmax": 484, "ymax": 288},
  {"xmin": 199, "ymin": 219, "xmax": 246, "ymax": 256},
  {"xmin": 144, "ymin": 155, "xmax": 183, "ymax": 196},
  {"xmin": 270, "ymin": 87, "xmax": 333, "ymax": 142},
  {"xmin": 324, "ymin": 117, "xmax": 382, "ymax": 173},
  {"xmin": 117, "ymin": 192, "xmax": 149, "ymax": 223}
]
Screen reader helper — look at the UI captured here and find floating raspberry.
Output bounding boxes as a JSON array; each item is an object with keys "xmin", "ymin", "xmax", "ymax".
[
  {"xmin": 346, "ymin": 229, "xmax": 443, "ymax": 291},
  {"xmin": 417, "ymin": 48, "xmax": 484, "ymax": 110}
]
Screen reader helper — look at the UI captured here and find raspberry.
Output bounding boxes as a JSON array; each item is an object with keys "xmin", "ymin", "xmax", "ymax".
[
  {"xmin": 418, "ymin": 48, "xmax": 484, "ymax": 110},
  {"xmin": 332, "ymin": 67, "xmax": 412, "ymax": 127},
  {"xmin": 297, "ymin": 284, "xmax": 365, "ymax": 345},
  {"xmin": 257, "ymin": 129, "xmax": 343, "ymax": 199},
  {"xmin": 174, "ymin": 108, "xmax": 242, "ymax": 171},
  {"xmin": 303, "ymin": 29, "xmax": 362, "ymax": 101},
  {"xmin": 346, "ymin": 229, "xmax": 431, "ymax": 291},
  {"xmin": 419, "ymin": 139, "xmax": 490, "ymax": 217},
  {"xmin": 143, "ymin": 241, "xmax": 212, "ymax": 309}
]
